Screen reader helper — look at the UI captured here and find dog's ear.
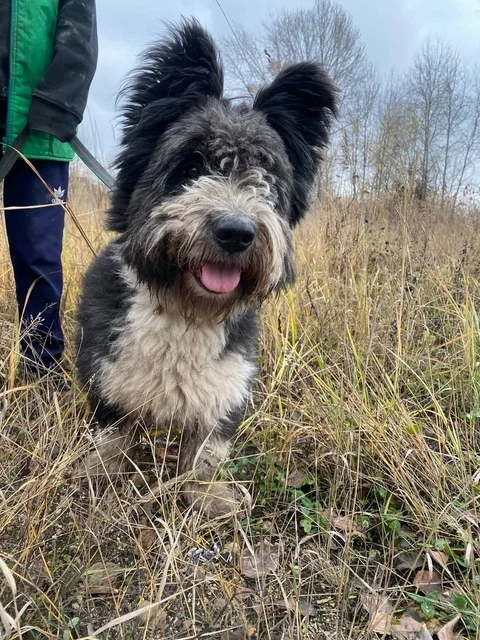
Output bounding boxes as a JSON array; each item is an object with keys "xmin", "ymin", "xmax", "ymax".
[
  {"xmin": 108, "ymin": 19, "xmax": 224, "ymax": 232},
  {"xmin": 253, "ymin": 62, "xmax": 337, "ymax": 226}
]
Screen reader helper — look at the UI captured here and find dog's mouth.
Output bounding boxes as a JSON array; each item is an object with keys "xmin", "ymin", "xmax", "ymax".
[{"xmin": 195, "ymin": 262, "xmax": 242, "ymax": 294}]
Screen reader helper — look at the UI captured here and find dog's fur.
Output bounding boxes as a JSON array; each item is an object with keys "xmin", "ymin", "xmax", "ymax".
[{"xmin": 75, "ymin": 20, "xmax": 337, "ymax": 515}]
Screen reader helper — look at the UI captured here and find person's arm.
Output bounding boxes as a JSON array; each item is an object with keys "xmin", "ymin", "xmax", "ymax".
[{"xmin": 28, "ymin": 0, "xmax": 98, "ymax": 142}]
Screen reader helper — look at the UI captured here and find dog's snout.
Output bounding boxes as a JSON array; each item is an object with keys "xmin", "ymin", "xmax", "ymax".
[{"xmin": 213, "ymin": 218, "xmax": 255, "ymax": 254}]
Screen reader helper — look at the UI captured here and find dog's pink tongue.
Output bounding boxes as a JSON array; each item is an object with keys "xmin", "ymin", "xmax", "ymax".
[{"xmin": 198, "ymin": 263, "xmax": 241, "ymax": 293}]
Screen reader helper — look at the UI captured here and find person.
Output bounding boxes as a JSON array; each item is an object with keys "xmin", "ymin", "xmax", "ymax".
[{"xmin": 0, "ymin": 0, "xmax": 98, "ymax": 375}]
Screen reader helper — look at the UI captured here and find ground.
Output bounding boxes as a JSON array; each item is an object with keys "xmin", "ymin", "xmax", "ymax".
[{"xmin": 1, "ymin": 174, "xmax": 479, "ymax": 639}]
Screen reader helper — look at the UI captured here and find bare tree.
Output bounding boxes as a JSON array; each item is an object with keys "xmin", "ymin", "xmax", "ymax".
[
  {"xmin": 221, "ymin": 5, "xmax": 480, "ymax": 206},
  {"xmin": 221, "ymin": 0, "xmax": 369, "ymax": 107},
  {"xmin": 370, "ymin": 73, "xmax": 414, "ymax": 195},
  {"xmin": 407, "ymin": 38, "xmax": 449, "ymax": 200},
  {"xmin": 221, "ymin": 25, "xmax": 271, "ymax": 98},
  {"xmin": 263, "ymin": 0, "xmax": 369, "ymax": 104},
  {"xmin": 341, "ymin": 62, "xmax": 380, "ymax": 196},
  {"xmin": 440, "ymin": 50, "xmax": 463, "ymax": 200},
  {"xmin": 221, "ymin": 0, "xmax": 372, "ymax": 196},
  {"xmin": 453, "ymin": 66, "xmax": 480, "ymax": 205}
]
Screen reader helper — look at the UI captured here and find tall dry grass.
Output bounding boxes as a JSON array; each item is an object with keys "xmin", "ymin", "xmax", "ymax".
[{"xmin": 0, "ymin": 173, "xmax": 479, "ymax": 639}]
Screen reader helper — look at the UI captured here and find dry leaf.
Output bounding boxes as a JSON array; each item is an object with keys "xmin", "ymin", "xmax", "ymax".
[
  {"xmin": 324, "ymin": 510, "xmax": 365, "ymax": 538},
  {"xmin": 413, "ymin": 569, "xmax": 442, "ymax": 594},
  {"xmin": 429, "ymin": 550, "xmax": 449, "ymax": 569},
  {"xmin": 395, "ymin": 551, "xmax": 424, "ymax": 572},
  {"xmin": 437, "ymin": 615, "xmax": 461, "ymax": 640},
  {"xmin": 392, "ymin": 614, "xmax": 425, "ymax": 639},
  {"xmin": 27, "ymin": 556, "xmax": 51, "ymax": 588},
  {"xmin": 272, "ymin": 597, "xmax": 317, "ymax": 617},
  {"xmin": 370, "ymin": 608, "xmax": 393, "ymax": 634},
  {"xmin": 84, "ymin": 562, "xmax": 126, "ymax": 594},
  {"xmin": 416, "ymin": 625, "xmax": 433, "ymax": 640},
  {"xmin": 136, "ymin": 527, "xmax": 157, "ymax": 553},
  {"xmin": 232, "ymin": 585, "xmax": 257, "ymax": 604},
  {"xmin": 239, "ymin": 540, "xmax": 279, "ymax": 579},
  {"xmin": 286, "ymin": 469, "xmax": 310, "ymax": 488},
  {"xmin": 360, "ymin": 593, "xmax": 393, "ymax": 634},
  {"xmin": 392, "ymin": 618, "xmax": 434, "ymax": 640},
  {"xmin": 138, "ymin": 599, "xmax": 166, "ymax": 632},
  {"xmin": 221, "ymin": 626, "xmax": 256, "ymax": 640}
]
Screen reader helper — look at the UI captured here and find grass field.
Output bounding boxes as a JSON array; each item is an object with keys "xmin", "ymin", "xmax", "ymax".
[{"xmin": 1, "ymin": 174, "xmax": 480, "ymax": 639}]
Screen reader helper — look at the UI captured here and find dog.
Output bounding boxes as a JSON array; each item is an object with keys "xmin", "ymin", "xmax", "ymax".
[{"xmin": 75, "ymin": 20, "xmax": 337, "ymax": 516}]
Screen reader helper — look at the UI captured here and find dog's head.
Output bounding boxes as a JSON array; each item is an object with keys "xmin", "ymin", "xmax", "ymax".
[{"xmin": 110, "ymin": 20, "xmax": 337, "ymax": 318}]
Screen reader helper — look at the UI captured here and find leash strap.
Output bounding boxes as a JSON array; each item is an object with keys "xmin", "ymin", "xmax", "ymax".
[
  {"xmin": 0, "ymin": 128, "xmax": 29, "ymax": 182},
  {"xmin": 0, "ymin": 126, "xmax": 115, "ymax": 191},
  {"xmin": 70, "ymin": 136, "xmax": 115, "ymax": 191}
]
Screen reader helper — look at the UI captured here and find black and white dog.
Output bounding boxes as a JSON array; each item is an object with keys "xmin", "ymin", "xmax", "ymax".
[{"xmin": 76, "ymin": 20, "xmax": 337, "ymax": 516}]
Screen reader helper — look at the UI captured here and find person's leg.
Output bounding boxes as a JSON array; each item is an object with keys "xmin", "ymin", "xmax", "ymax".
[{"xmin": 4, "ymin": 159, "xmax": 69, "ymax": 371}]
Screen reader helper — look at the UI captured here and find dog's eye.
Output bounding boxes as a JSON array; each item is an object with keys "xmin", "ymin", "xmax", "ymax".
[{"xmin": 187, "ymin": 166, "xmax": 200, "ymax": 180}]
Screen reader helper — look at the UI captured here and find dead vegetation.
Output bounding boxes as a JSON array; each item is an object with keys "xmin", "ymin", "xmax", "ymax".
[{"xmin": 1, "ymin": 173, "xmax": 480, "ymax": 639}]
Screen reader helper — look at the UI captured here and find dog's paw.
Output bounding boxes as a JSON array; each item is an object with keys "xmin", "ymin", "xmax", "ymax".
[
  {"xmin": 73, "ymin": 429, "xmax": 138, "ymax": 484},
  {"xmin": 182, "ymin": 480, "xmax": 251, "ymax": 518}
]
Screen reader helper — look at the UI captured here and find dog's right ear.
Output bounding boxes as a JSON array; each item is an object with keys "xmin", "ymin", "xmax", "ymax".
[
  {"xmin": 108, "ymin": 19, "xmax": 224, "ymax": 232},
  {"xmin": 253, "ymin": 62, "xmax": 337, "ymax": 227}
]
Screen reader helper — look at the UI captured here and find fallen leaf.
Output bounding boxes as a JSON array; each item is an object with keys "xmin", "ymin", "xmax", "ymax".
[
  {"xmin": 136, "ymin": 527, "xmax": 157, "ymax": 553},
  {"xmin": 286, "ymin": 469, "xmax": 310, "ymax": 488},
  {"xmin": 459, "ymin": 509, "xmax": 479, "ymax": 527},
  {"xmin": 221, "ymin": 626, "xmax": 256, "ymax": 640},
  {"xmin": 239, "ymin": 540, "xmax": 279, "ymax": 579},
  {"xmin": 138, "ymin": 600, "xmax": 166, "ymax": 633},
  {"xmin": 272, "ymin": 597, "xmax": 317, "ymax": 617},
  {"xmin": 417, "ymin": 625, "xmax": 433, "ymax": 640},
  {"xmin": 333, "ymin": 514, "xmax": 366, "ymax": 538},
  {"xmin": 324, "ymin": 510, "xmax": 366, "ymax": 538},
  {"xmin": 27, "ymin": 556, "xmax": 51, "ymax": 588},
  {"xmin": 84, "ymin": 562, "xmax": 126, "ymax": 595},
  {"xmin": 361, "ymin": 593, "xmax": 393, "ymax": 634},
  {"xmin": 437, "ymin": 614, "xmax": 461, "ymax": 640},
  {"xmin": 395, "ymin": 551, "xmax": 424, "ymax": 572},
  {"xmin": 232, "ymin": 585, "xmax": 257, "ymax": 604},
  {"xmin": 370, "ymin": 608, "xmax": 393, "ymax": 634},
  {"xmin": 429, "ymin": 550, "xmax": 449, "ymax": 569},
  {"xmin": 391, "ymin": 614, "xmax": 425, "ymax": 639},
  {"xmin": 413, "ymin": 569, "xmax": 442, "ymax": 594},
  {"xmin": 224, "ymin": 541, "xmax": 241, "ymax": 557}
]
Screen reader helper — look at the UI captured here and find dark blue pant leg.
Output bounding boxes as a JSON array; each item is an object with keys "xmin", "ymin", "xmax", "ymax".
[{"xmin": 3, "ymin": 159, "xmax": 69, "ymax": 370}]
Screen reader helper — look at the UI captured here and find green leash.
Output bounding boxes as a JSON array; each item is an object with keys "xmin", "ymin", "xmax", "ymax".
[
  {"xmin": 70, "ymin": 136, "xmax": 116, "ymax": 190},
  {"xmin": 0, "ymin": 126, "xmax": 115, "ymax": 190}
]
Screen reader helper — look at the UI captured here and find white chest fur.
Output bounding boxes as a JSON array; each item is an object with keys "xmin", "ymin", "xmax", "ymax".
[{"xmin": 97, "ymin": 284, "xmax": 255, "ymax": 429}]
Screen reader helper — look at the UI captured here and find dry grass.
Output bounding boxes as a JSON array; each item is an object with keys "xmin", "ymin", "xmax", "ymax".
[{"xmin": 1, "ymin": 174, "xmax": 480, "ymax": 639}]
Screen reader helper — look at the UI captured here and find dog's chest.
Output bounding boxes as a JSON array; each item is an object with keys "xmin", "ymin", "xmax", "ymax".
[{"xmin": 98, "ymin": 289, "xmax": 254, "ymax": 426}]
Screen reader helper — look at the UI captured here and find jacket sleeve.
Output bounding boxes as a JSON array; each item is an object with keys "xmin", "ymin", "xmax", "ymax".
[{"xmin": 28, "ymin": 0, "xmax": 98, "ymax": 143}]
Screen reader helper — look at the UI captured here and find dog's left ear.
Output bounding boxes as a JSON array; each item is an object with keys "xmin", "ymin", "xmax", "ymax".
[
  {"xmin": 253, "ymin": 62, "xmax": 338, "ymax": 226},
  {"xmin": 108, "ymin": 19, "xmax": 224, "ymax": 232}
]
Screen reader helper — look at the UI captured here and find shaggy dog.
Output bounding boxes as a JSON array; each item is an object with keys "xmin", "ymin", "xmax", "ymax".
[{"xmin": 76, "ymin": 20, "xmax": 337, "ymax": 516}]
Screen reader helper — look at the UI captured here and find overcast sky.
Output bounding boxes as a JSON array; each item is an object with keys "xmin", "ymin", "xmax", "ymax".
[{"xmin": 81, "ymin": 0, "xmax": 480, "ymax": 164}]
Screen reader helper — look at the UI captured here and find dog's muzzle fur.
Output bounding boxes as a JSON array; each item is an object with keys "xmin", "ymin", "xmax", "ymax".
[
  {"xmin": 124, "ymin": 172, "xmax": 292, "ymax": 319},
  {"xmin": 75, "ymin": 19, "xmax": 337, "ymax": 516}
]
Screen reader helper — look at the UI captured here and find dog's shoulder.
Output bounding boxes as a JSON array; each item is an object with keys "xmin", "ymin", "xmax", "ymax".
[
  {"xmin": 76, "ymin": 241, "xmax": 134, "ymax": 384},
  {"xmin": 223, "ymin": 306, "xmax": 259, "ymax": 361}
]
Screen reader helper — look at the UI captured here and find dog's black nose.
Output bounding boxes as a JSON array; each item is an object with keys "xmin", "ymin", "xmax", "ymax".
[{"xmin": 213, "ymin": 218, "xmax": 255, "ymax": 253}]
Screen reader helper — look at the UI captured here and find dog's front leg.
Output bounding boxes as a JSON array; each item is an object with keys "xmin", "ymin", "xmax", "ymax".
[
  {"xmin": 178, "ymin": 417, "xmax": 244, "ymax": 517},
  {"xmin": 83, "ymin": 399, "xmax": 140, "ymax": 480}
]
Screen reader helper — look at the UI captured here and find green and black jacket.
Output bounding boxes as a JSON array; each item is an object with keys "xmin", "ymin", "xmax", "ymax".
[{"xmin": 0, "ymin": 0, "xmax": 98, "ymax": 161}]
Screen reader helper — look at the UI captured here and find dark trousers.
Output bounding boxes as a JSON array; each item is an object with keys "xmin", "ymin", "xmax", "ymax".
[{"xmin": 3, "ymin": 158, "xmax": 69, "ymax": 369}]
